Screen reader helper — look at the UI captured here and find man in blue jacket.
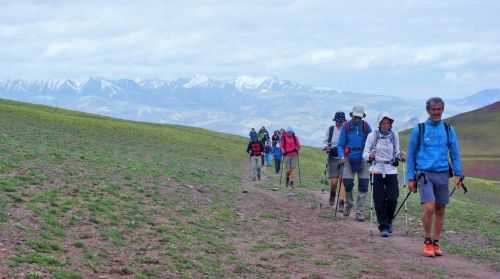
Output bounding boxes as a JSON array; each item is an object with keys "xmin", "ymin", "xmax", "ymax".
[
  {"xmin": 407, "ymin": 97, "xmax": 463, "ymax": 257},
  {"xmin": 337, "ymin": 105, "xmax": 372, "ymax": 221}
]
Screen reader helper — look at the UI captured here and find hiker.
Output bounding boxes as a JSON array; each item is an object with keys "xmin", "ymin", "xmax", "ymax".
[
  {"xmin": 324, "ymin": 111, "xmax": 347, "ymax": 208},
  {"xmin": 258, "ymin": 126, "xmax": 269, "ymax": 166},
  {"xmin": 249, "ymin": 128, "xmax": 257, "ymax": 141},
  {"xmin": 273, "ymin": 142, "xmax": 283, "ymax": 174},
  {"xmin": 337, "ymin": 105, "xmax": 372, "ymax": 221},
  {"xmin": 407, "ymin": 97, "xmax": 463, "ymax": 257},
  {"xmin": 271, "ymin": 130, "xmax": 280, "ymax": 148},
  {"xmin": 264, "ymin": 140, "xmax": 273, "ymax": 166},
  {"xmin": 258, "ymin": 126, "xmax": 270, "ymax": 143},
  {"xmin": 363, "ymin": 113, "xmax": 406, "ymax": 237},
  {"xmin": 246, "ymin": 136, "xmax": 264, "ymax": 181},
  {"xmin": 280, "ymin": 127, "xmax": 301, "ymax": 188}
]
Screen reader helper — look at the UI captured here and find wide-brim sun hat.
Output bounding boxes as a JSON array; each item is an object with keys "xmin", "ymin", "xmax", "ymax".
[
  {"xmin": 377, "ymin": 112, "xmax": 394, "ymax": 126},
  {"xmin": 349, "ymin": 105, "xmax": 366, "ymax": 118}
]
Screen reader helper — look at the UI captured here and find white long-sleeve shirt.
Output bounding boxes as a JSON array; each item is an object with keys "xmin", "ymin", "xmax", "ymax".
[
  {"xmin": 363, "ymin": 130, "xmax": 401, "ymax": 174},
  {"xmin": 323, "ymin": 125, "xmax": 342, "ymax": 148}
]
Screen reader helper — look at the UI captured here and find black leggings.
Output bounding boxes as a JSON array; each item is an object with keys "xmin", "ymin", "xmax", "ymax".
[
  {"xmin": 372, "ymin": 174, "xmax": 399, "ymax": 231},
  {"xmin": 274, "ymin": 159, "xmax": 281, "ymax": 174}
]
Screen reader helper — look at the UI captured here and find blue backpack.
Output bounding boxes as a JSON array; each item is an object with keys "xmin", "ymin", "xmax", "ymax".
[{"xmin": 249, "ymin": 130, "xmax": 258, "ymax": 142}]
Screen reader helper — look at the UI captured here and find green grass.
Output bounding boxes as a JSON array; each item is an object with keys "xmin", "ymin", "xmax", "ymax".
[{"xmin": 0, "ymin": 99, "xmax": 246, "ymax": 277}]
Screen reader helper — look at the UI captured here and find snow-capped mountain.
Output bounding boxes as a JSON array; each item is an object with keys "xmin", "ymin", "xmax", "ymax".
[{"xmin": 0, "ymin": 76, "xmax": 498, "ymax": 146}]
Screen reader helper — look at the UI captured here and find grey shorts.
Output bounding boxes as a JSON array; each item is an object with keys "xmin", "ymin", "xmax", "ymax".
[
  {"xmin": 327, "ymin": 157, "xmax": 343, "ymax": 178},
  {"xmin": 417, "ymin": 171, "xmax": 450, "ymax": 205},
  {"xmin": 342, "ymin": 159, "xmax": 370, "ymax": 180},
  {"xmin": 285, "ymin": 155, "xmax": 298, "ymax": 171}
]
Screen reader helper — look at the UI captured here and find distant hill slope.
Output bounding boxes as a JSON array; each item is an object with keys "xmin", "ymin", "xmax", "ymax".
[
  {"xmin": 400, "ymin": 101, "xmax": 500, "ymax": 180},
  {"xmin": 446, "ymin": 101, "xmax": 500, "ymax": 157}
]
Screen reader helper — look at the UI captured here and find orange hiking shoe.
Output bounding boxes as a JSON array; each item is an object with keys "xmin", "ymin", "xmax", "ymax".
[
  {"xmin": 423, "ymin": 240, "xmax": 435, "ymax": 257},
  {"xmin": 433, "ymin": 242, "xmax": 443, "ymax": 256}
]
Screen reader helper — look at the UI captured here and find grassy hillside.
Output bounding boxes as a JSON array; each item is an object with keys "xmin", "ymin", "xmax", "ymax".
[
  {"xmin": 0, "ymin": 98, "xmax": 498, "ymax": 277},
  {"xmin": 0, "ymin": 99, "xmax": 247, "ymax": 278},
  {"xmin": 399, "ymin": 101, "xmax": 500, "ymax": 180}
]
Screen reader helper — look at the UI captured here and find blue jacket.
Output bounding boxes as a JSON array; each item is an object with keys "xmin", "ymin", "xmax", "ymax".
[
  {"xmin": 337, "ymin": 120, "xmax": 372, "ymax": 159},
  {"xmin": 272, "ymin": 146, "xmax": 282, "ymax": 160},
  {"xmin": 406, "ymin": 119, "xmax": 463, "ymax": 181}
]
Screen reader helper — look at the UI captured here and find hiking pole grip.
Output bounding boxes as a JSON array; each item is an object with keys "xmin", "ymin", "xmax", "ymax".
[{"xmin": 460, "ymin": 176, "xmax": 468, "ymax": 194}]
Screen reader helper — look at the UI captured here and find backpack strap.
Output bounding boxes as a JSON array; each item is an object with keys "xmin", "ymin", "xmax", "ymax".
[
  {"xmin": 370, "ymin": 130, "xmax": 380, "ymax": 152},
  {"xmin": 444, "ymin": 122, "xmax": 451, "ymax": 148},
  {"xmin": 414, "ymin": 122, "xmax": 425, "ymax": 170},
  {"xmin": 417, "ymin": 122, "xmax": 425, "ymax": 152},
  {"xmin": 327, "ymin": 125, "xmax": 335, "ymax": 145},
  {"xmin": 371, "ymin": 130, "xmax": 397, "ymax": 161},
  {"xmin": 387, "ymin": 130, "xmax": 397, "ymax": 160},
  {"xmin": 344, "ymin": 121, "xmax": 351, "ymax": 133}
]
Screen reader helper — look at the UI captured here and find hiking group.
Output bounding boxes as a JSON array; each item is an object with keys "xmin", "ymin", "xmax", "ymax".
[
  {"xmin": 246, "ymin": 97, "xmax": 465, "ymax": 258},
  {"xmin": 247, "ymin": 126, "xmax": 301, "ymax": 188}
]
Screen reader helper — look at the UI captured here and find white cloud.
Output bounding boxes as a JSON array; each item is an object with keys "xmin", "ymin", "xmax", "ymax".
[{"xmin": 1, "ymin": 1, "xmax": 500, "ymax": 97}]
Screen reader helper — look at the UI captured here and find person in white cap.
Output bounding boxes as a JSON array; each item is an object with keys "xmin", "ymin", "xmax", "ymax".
[
  {"xmin": 337, "ymin": 105, "xmax": 372, "ymax": 221},
  {"xmin": 363, "ymin": 112, "xmax": 406, "ymax": 237}
]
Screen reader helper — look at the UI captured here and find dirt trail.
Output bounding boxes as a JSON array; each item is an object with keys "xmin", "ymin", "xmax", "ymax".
[{"xmin": 227, "ymin": 163, "xmax": 499, "ymax": 279}]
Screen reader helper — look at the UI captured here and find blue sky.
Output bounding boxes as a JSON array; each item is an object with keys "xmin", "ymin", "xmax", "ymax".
[{"xmin": 1, "ymin": 0, "xmax": 499, "ymax": 98}]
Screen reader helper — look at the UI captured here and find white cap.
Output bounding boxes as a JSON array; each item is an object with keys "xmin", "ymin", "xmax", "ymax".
[
  {"xmin": 350, "ymin": 105, "xmax": 366, "ymax": 118},
  {"xmin": 377, "ymin": 112, "xmax": 394, "ymax": 126}
]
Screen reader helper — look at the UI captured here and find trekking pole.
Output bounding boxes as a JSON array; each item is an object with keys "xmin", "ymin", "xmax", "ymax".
[
  {"xmin": 279, "ymin": 155, "xmax": 285, "ymax": 186},
  {"xmin": 369, "ymin": 169, "xmax": 374, "ymax": 237},
  {"xmin": 394, "ymin": 162, "xmax": 418, "ymax": 220},
  {"xmin": 449, "ymin": 176, "xmax": 468, "ymax": 198},
  {"xmin": 297, "ymin": 152, "xmax": 302, "ymax": 185},
  {"xmin": 393, "ymin": 191, "xmax": 412, "ymax": 220},
  {"xmin": 402, "ymin": 161, "xmax": 409, "ymax": 235},
  {"xmin": 334, "ymin": 163, "xmax": 344, "ymax": 217}
]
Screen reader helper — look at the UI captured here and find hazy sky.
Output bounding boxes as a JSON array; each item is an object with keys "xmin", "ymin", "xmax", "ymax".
[{"xmin": 1, "ymin": 0, "xmax": 499, "ymax": 98}]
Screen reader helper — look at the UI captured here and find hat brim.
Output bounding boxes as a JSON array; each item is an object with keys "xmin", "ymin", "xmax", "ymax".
[{"xmin": 351, "ymin": 112, "xmax": 365, "ymax": 118}]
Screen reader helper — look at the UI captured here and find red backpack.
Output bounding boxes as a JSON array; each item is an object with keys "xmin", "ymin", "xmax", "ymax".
[
  {"xmin": 282, "ymin": 132, "xmax": 298, "ymax": 155},
  {"xmin": 250, "ymin": 142, "xmax": 262, "ymax": 156}
]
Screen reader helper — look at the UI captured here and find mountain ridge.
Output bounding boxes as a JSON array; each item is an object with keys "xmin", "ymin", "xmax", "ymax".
[{"xmin": 1, "ymin": 76, "xmax": 499, "ymax": 146}]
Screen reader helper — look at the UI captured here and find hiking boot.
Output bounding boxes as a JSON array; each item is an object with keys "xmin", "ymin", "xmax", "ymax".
[
  {"xmin": 423, "ymin": 240, "xmax": 435, "ymax": 257},
  {"xmin": 343, "ymin": 203, "xmax": 352, "ymax": 217},
  {"xmin": 433, "ymin": 242, "xmax": 443, "ymax": 256},
  {"xmin": 338, "ymin": 200, "xmax": 344, "ymax": 213},
  {"xmin": 355, "ymin": 212, "xmax": 365, "ymax": 222},
  {"xmin": 329, "ymin": 192, "xmax": 336, "ymax": 206},
  {"xmin": 387, "ymin": 224, "xmax": 393, "ymax": 234},
  {"xmin": 380, "ymin": 229, "xmax": 389, "ymax": 238}
]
